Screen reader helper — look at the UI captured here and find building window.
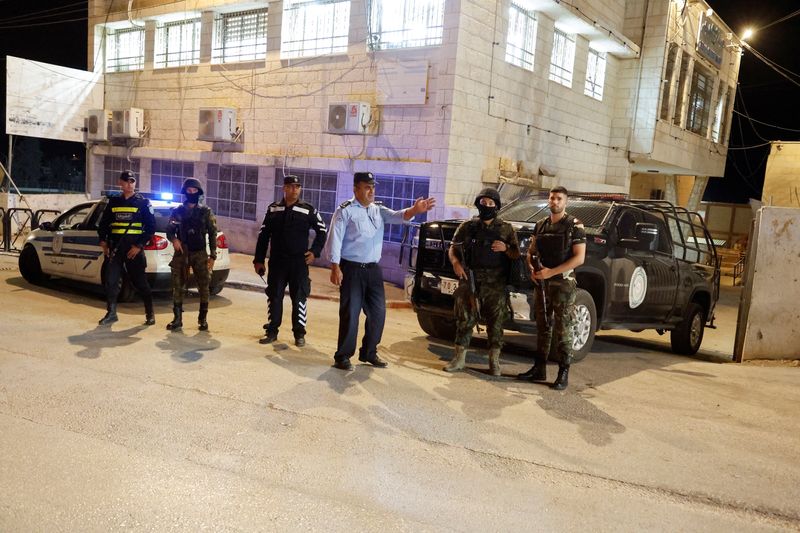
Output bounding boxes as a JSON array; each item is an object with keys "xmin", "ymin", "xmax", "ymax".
[
  {"xmin": 374, "ymin": 174, "xmax": 430, "ymax": 243},
  {"xmin": 103, "ymin": 157, "xmax": 140, "ymax": 191},
  {"xmin": 155, "ymin": 18, "xmax": 201, "ymax": 68},
  {"xmin": 105, "ymin": 27, "xmax": 145, "ymax": 72},
  {"xmin": 213, "ymin": 8, "xmax": 268, "ymax": 63},
  {"xmin": 505, "ymin": 2, "xmax": 537, "ymax": 71},
  {"xmin": 280, "ymin": 0, "xmax": 351, "ymax": 59},
  {"xmin": 584, "ymin": 48, "xmax": 606, "ymax": 100},
  {"xmin": 549, "ymin": 29, "xmax": 576, "ymax": 87},
  {"xmin": 367, "ymin": 0, "xmax": 445, "ymax": 51},
  {"xmin": 273, "ymin": 168, "xmax": 338, "ymax": 226},
  {"xmin": 206, "ymin": 164, "xmax": 259, "ymax": 221},
  {"xmin": 151, "ymin": 160, "xmax": 195, "ymax": 196},
  {"xmin": 711, "ymin": 85, "xmax": 731, "ymax": 143},
  {"xmin": 686, "ymin": 65, "xmax": 714, "ymax": 135},
  {"xmin": 660, "ymin": 44, "xmax": 678, "ymax": 120}
]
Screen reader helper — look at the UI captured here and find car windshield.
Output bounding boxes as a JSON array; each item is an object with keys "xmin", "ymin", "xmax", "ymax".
[{"xmin": 500, "ymin": 199, "xmax": 611, "ymax": 226}]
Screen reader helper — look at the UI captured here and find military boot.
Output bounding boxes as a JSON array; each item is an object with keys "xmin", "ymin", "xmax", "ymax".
[
  {"xmin": 551, "ymin": 364, "xmax": 570, "ymax": 390},
  {"xmin": 198, "ymin": 302, "xmax": 209, "ymax": 331},
  {"xmin": 488, "ymin": 347, "xmax": 502, "ymax": 377},
  {"xmin": 144, "ymin": 297, "xmax": 155, "ymax": 326},
  {"xmin": 98, "ymin": 303, "xmax": 118, "ymax": 326},
  {"xmin": 443, "ymin": 345, "xmax": 467, "ymax": 372},
  {"xmin": 518, "ymin": 356, "xmax": 547, "ymax": 382},
  {"xmin": 166, "ymin": 305, "xmax": 183, "ymax": 331}
]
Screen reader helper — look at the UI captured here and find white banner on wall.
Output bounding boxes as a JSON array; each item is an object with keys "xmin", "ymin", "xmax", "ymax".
[{"xmin": 5, "ymin": 56, "xmax": 104, "ymax": 143}]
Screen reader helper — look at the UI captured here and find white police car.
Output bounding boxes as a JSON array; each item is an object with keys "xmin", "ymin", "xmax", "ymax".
[{"xmin": 18, "ymin": 193, "xmax": 230, "ymax": 300}]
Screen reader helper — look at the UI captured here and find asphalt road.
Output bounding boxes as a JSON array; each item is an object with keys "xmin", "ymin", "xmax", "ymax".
[{"xmin": 1, "ymin": 255, "xmax": 799, "ymax": 532}]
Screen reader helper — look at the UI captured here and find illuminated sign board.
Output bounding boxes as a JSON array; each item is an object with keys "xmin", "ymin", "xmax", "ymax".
[{"xmin": 697, "ymin": 13, "xmax": 724, "ymax": 68}]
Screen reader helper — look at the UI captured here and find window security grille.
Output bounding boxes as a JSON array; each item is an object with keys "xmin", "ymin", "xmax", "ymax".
[
  {"xmin": 374, "ymin": 174, "xmax": 430, "ymax": 243},
  {"xmin": 150, "ymin": 160, "xmax": 195, "ymax": 196},
  {"xmin": 686, "ymin": 66, "xmax": 713, "ymax": 135},
  {"xmin": 549, "ymin": 29, "xmax": 576, "ymax": 87},
  {"xmin": 280, "ymin": 0, "xmax": 351, "ymax": 59},
  {"xmin": 213, "ymin": 8, "xmax": 268, "ymax": 63},
  {"xmin": 206, "ymin": 164, "xmax": 259, "ymax": 221},
  {"xmin": 155, "ymin": 19, "xmax": 201, "ymax": 68},
  {"xmin": 273, "ymin": 168, "xmax": 338, "ymax": 226},
  {"xmin": 103, "ymin": 157, "xmax": 140, "ymax": 191},
  {"xmin": 505, "ymin": 2, "xmax": 537, "ymax": 71},
  {"xmin": 584, "ymin": 48, "xmax": 606, "ymax": 100},
  {"xmin": 367, "ymin": 0, "xmax": 445, "ymax": 51},
  {"xmin": 106, "ymin": 27, "xmax": 145, "ymax": 72}
]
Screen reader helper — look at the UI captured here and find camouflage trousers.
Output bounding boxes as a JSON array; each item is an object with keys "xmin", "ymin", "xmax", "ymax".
[
  {"xmin": 169, "ymin": 249, "xmax": 210, "ymax": 305},
  {"xmin": 453, "ymin": 270, "xmax": 509, "ymax": 349},
  {"xmin": 533, "ymin": 278, "xmax": 577, "ymax": 365}
]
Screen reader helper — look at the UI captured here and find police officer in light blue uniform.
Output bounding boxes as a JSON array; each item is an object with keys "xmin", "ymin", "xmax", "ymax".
[{"xmin": 326, "ymin": 172, "xmax": 436, "ymax": 371}]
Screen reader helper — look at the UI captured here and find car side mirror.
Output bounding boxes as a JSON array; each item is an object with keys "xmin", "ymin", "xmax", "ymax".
[
  {"xmin": 635, "ymin": 222, "xmax": 659, "ymax": 252},
  {"xmin": 39, "ymin": 221, "xmax": 55, "ymax": 232}
]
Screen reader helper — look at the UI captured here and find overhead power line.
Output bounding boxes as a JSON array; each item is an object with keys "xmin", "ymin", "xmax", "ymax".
[{"xmin": 753, "ymin": 7, "xmax": 800, "ymax": 32}]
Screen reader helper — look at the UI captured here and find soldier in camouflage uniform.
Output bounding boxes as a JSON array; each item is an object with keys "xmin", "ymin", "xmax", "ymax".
[
  {"xmin": 166, "ymin": 178, "xmax": 218, "ymax": 332},
  {"xmin": 518, "ymin": 186, "xmax": 586, "ymax": 390},
  {"xmin": 445, "ymin": 188, "xmax": 520, "ymax": 376}
]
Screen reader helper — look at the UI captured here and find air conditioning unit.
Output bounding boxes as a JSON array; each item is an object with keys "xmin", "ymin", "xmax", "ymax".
[
  {"xmin": 111, "ymin": 108, "xmax": 144, "ymax": 138},
  {"xmin": 198, "ymin": 108, "xmax": 237, "ymax": 141},
  {"xmin": 327, "ymin": 102, "xmax": 372, "ymax": 134},
  {"xmin": 87, "ymin": 109, "xmax": 111, "ymax": 142}
]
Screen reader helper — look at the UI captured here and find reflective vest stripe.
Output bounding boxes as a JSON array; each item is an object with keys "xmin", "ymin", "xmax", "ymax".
[
  {"xmin": 111, "ymin": 229, "xmax": 143, "ymax": 234},
  {"xmin": 111, "ymin": 207, "xmax": 139, "ymax": 213}
]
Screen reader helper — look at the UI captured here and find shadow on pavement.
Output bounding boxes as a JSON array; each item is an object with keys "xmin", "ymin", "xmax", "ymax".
[
  {"xmin": 156, "ymin": 331, "xmax": 222, "ymax": 363},
  {"xmin": 68, "ymin": 325, "xmax": 147, "ymax": 359}
]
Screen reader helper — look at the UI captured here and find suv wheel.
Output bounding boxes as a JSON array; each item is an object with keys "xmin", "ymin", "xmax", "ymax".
[
  {"xmin": 19, "ymin": 245, "xmax": 49, "ymax": 285},
  {"xmin": 670, "ymin": 302, "xmax": 705, "ymax": 355},
  {"xmin": 549, "ymin": 288, "xmax": 596, "ymax": 363},
  {"xmin": 417, "ymin": 310, "xmax": 457, "ymax": 341}
]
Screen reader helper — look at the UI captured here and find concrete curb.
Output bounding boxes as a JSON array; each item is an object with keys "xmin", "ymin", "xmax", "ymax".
[{"xmin": 223, "ymin": 280, "xmax": 412, "ymax": 309}]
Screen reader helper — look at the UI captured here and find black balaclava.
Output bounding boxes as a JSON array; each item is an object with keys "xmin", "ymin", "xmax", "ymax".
[
  {"xmin": 477, "ymin": 204, "xmax": 498, "ymax": 220},
  {"xmin": 185, "ymin": 192, "xmax": 201, "ymax": 204}
]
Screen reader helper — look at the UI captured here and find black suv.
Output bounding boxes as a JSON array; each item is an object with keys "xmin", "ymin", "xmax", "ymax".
[{"xmin": 402, "ymin": 197, "xmax": 720, "ymax": 360}]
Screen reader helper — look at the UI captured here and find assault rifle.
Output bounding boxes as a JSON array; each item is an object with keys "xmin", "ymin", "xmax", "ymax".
[
  {"xmin": 530, "ymin": 254, "xmax": 553, "ymax": 328},
  {"xmin": 452, "ymin": 241, "xmax": 482, "ymax": 333}
]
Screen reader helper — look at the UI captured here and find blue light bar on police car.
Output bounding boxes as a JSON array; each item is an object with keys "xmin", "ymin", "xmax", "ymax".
[{"xmin": 159, "ymin": 192, "xmax": 174, "ymax": 200}]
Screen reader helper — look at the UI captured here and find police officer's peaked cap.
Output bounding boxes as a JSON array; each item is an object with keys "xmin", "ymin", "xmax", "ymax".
[
  {"xmin": 283, "ymin": 175, "xmax": 301, "ymax": 185},
  {"xmin": 354, "ymin": 172, "xmax": 376, "ymax": 185},
  {"xmin": 474, "ymin": 187, "xmax": 501, "ymax": 209},
  {"xmin": 181, "ymin": 178, "xmax": 204, "ymax": 195},
  {"xmin": 119, "ymin": 170, "xmax": 136, "ymax": 182}
]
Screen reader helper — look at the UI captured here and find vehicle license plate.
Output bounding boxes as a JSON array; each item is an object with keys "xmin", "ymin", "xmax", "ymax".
[{"xmin": 439, "ymin": 278, "xmax": 459, "ymax": 295}]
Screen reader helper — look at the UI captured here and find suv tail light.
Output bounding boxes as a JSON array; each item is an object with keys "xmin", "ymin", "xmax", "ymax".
[
  {"xmin": 144, "ymin": 235, "xmax": 168, "ymax": 250},
  {"xmin": 216, "ymin": 234, "xmax": 228, "ymax": 249}
]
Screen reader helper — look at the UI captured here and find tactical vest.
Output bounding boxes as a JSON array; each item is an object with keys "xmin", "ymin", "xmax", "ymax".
[
  {"xmin": 534, "ymin": 215, "xmax": 577, "ymax": 269},
  {"xmin": 178, "ymin": 206, "xmax": 210, "ymax": 252},
  {"xmin": 465, "ymin": 220, "xmax": 509, "ymax": 270}
]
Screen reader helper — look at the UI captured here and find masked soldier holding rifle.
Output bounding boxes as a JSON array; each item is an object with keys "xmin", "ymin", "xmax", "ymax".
[
  {"xmin": 445, "ymin": 188, "xmax": 520, "ymax": 376},
  {"xmin": 97, "ymin": 170, "xmax": 156, "ymax": 326},
  {"xmin": 165, "ymin": 178, "xmax": 218, "ymax": 332},
  {"xmin": 518, "ymin": 186, "xmax": 586, "ymax": 390}
]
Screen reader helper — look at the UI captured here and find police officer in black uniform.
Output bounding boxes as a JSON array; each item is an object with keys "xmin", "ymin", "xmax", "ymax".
[
  {"xmin": 97, "ymin": 170, "xmax": 156, "ymax": 326},
  {"xmin": 253, "ymin": 175, "xmax": 327, "ymax": 346}
]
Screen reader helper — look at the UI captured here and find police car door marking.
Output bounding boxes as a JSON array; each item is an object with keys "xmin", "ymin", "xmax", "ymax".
[
  {"xmin": 293, "ymin": 206, "xmax": 310, "ymax": 215},
  {"xmin": 629, "ymin": 266, "xmax": 647, "ymax": 309},
  {"xmin": 52, "ymin": 234, "xmax": 63, "ymax": 255}
]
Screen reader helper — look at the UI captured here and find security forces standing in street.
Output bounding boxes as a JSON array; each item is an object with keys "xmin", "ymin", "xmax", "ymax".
[
  {"xmin": 165, "ymin": 178, "xmax": 218, "ymax": 332},
  {"xmin": 326, "ymin": 172, "xmax": 436, "ymax": 371},
  {"xmin": 253, "ymin": 175, "xmax": 327, "ymax": 346},
  {"xmin": 518, "ymin": 186, "xmax": 586, "ymax": 390},
  {"xmin": 446, "ymin": 188, "xmax": 520, "ymax": 376},
  {"xmin": 97, "ymin": 170, "xmax": 156, "ymax": 326}
]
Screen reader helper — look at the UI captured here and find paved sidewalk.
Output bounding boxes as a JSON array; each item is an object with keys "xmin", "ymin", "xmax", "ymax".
[{"xmin": 223, "ymin": 252, "xmax": 410, "ymax": 308}]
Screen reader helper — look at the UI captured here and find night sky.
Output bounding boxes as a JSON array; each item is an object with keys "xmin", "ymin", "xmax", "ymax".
[{"xmin": 2, "ymin": 0, "xmax": 799, "ymax": 203}]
